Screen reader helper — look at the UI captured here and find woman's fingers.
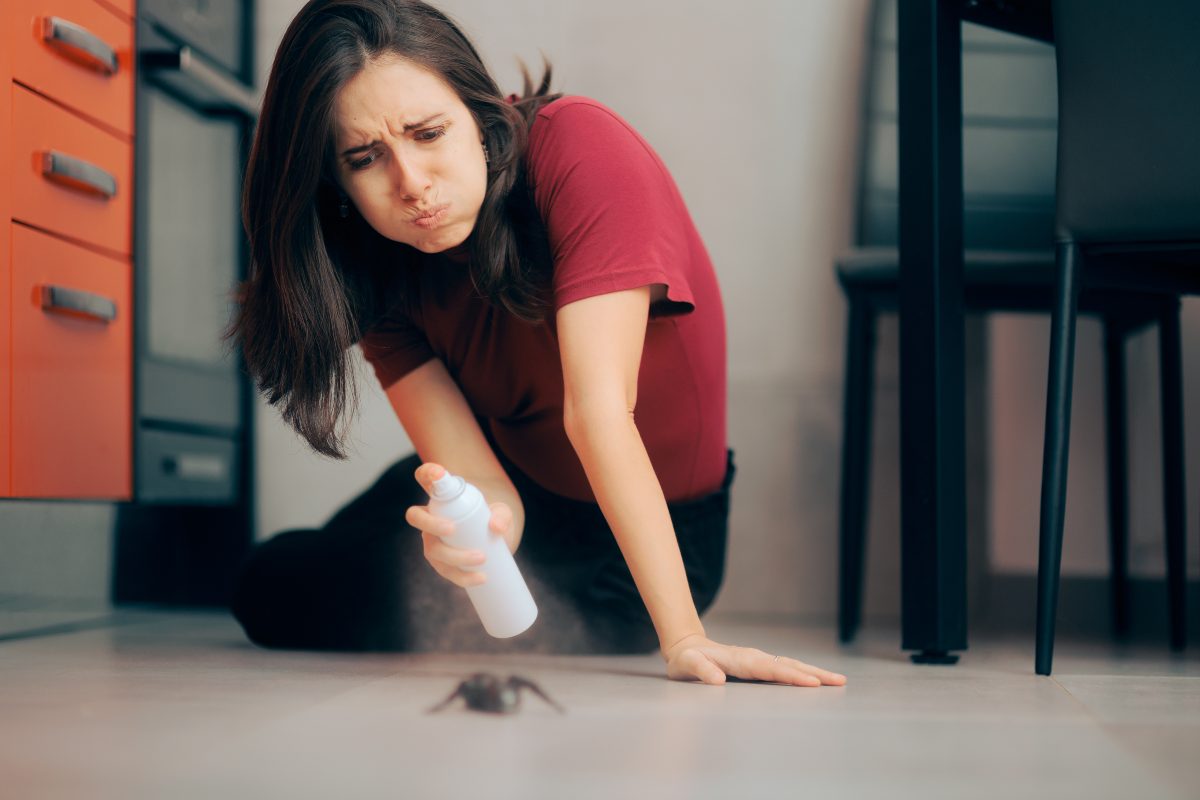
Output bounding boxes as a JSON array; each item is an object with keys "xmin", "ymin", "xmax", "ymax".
[
  {"xmin": 407, "ymin": 463, "xmax": 499, "ymax": 589},
  {"xmin": 703, "ymin": 646, "xmax": 813, "ymax": 686},
  {"xmin": 716, "ymin": 646, "xmax": 843, "ymax": 686},
  {"xmin": 762, "ymin": 652, "xmax": 847, "ymax": 686},
  {"xmin": 488, "ymin": 502, "xmax": 512, "ymax": 533},
  {"xmin": 421, "ymin": 531, "xmax": 487, "ymax": 588},
  {"xmin": 405, "ymin": 503, "xmax": 453, "ymax": 537},
  {"xmin": 676, "ymin": 648, "xmax": 727, "ymax": 686},
  {"xmin": 423, "ymin": 530, "xmax": 485, "ymax": 569},
  {"xmin": 664, "ymin": 636, "xmax": 847, "ymax": 688},
  {"xmin": 407, "ymin": 462, "xmax": 494, "ymax": 590},
  {"xmin": 412, "ymin": 462, "xmax": 447, "ymax": 494},
  {"xmin": 787, "ymin": 658, "xmax": 847, "ymax": 686}
]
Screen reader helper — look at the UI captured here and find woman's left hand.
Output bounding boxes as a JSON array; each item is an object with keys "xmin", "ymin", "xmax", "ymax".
[{"xmin": 663, "ymin": 633, "xmax": 847, "ymax": 687}]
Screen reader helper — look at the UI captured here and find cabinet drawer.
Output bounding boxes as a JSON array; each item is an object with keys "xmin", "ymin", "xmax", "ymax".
[
  {"xmin": 0, "ymin": 222, "xmax": 8, "ymax": 500},
  {"xmin": 8, "ymin": 0, "xmax": 134, "ymax": 136},
  {"xmin": 10, "ymin": 224, "xmax": 132, "ymax": 500},
  {"xmin": 11, "ymin": 83, "xmax": 133, "ymax": 256},
  {"xmin": 96, "ymin": 0, "xmax": 134, "ymax": 22}
]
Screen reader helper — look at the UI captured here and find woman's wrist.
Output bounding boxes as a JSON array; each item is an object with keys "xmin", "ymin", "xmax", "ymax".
[{"xmin": 660, "ymin": 628, "xmax": 707, "ymax": 662}]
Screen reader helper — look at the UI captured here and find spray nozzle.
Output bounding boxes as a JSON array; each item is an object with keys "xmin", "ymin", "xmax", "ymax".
[{"xmin": 430, "ymin": 471, "xmax": 466, "ymax": 500}]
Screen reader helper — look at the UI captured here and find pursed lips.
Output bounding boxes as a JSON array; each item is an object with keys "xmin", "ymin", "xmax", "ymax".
[{"xmin": 410, "ymin": 203, "xmax": 450, "ymax": 230}]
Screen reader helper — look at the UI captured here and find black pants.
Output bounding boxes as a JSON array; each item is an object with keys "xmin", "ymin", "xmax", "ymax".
[{"xmin": 230, "ymin": 450, "xmax": 736, "ymax": 655}]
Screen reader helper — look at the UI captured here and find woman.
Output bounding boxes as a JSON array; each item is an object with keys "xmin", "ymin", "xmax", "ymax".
[{"xmin": 227, "ymin": 0, "xmax": 844, "ymax": 688}]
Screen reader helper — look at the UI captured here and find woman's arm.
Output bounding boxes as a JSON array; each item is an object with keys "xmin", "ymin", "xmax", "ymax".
[
  {"xmin": 557, "ymin": 284, "xmax": 706, "ymax": 654},
  {"xmin": 558, "ymin": 285, "xmax": 846, "ymax": 688},
  {"xmin": 386, "ymin": 358, "xmax": 524, "ymax": 553}
]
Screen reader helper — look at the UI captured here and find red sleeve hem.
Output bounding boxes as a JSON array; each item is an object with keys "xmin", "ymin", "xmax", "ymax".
[
  {"xmin": 553, "ymin": 268, "xmax": 696, "ymax": 317},
  {"xmin": 357, "ymin": 336, "xmax": 437, "ymax": 390}
]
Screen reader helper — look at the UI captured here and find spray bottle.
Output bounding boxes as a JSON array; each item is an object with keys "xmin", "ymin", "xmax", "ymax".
[{"xmin": 427, "ymin": 471, "xmax": 538, "ymax": 638}]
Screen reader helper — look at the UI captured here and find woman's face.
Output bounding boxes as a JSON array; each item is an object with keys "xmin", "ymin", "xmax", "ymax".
[{"xmin": 331, "ymin": 55, "xmax": 487, "ymax": 254}]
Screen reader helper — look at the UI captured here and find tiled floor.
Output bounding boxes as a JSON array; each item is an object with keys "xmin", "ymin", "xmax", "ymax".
[{"xmin": 1, "ymin": 609, "xmax": 1196, "ymax": 799}]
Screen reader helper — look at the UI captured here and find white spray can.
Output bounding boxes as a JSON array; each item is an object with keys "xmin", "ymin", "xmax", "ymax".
[{"xmin": 427, "ymin": 471, "xmax": 538, "ymax": 638}]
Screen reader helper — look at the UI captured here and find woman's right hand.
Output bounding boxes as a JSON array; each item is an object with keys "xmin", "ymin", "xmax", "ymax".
[{"xmin": 405, "ymin": 462, "xmax": 514, "ymax": 589}]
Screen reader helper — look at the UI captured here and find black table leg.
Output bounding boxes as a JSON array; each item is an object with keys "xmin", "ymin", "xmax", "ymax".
[{"xmin": 897, "ymin": 0, "xmax": 968, "ymax": 664}]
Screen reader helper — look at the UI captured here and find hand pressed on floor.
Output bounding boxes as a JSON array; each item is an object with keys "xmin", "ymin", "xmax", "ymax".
[{"xmin": 662, "ymin": 633, "xmax": 848, "ymax": 687}]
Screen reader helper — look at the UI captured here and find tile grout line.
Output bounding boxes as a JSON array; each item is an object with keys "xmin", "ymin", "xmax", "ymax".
[{"xmin": 1051, "ymin": 674, "xmax": 1187, "ymax": 799}]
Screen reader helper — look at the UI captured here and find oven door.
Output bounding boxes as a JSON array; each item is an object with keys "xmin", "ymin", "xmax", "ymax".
[{"xmin": 134, "ymin": 22, "xmax": 256, "ymax": 503}]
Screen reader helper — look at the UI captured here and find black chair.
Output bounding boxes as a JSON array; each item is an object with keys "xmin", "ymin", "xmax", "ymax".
[
  {"xmin": 838, "ymin": 253, "xmax": 1172, "ymax": 645},
  {"xmin": 837, "ymin": 1, "xmax": 1189, "ymax": 660},
  {"xmin": 1035, "ymin": 0, "xmax": 1199, "ymax": 675}
]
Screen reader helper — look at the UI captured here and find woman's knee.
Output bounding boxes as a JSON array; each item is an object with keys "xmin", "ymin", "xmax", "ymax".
[
  {"xmin": 230, "ymin": 523, "xmax": 417, "ymax": 652},
  {"xmin": 228, "ymin": 528, "xmax": 328, "ymax": 648},
  {"xmin": 321, "ymin": 453, "xmax": 427, "ymax": 533}
]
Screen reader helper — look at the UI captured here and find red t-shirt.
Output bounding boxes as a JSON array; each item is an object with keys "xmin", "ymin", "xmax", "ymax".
[{"xmin": 359, "ymin": 96, "xmax": 726, "ymax": 502}]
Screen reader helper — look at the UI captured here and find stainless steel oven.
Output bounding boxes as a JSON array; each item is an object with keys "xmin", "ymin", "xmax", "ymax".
[
  {"xmin": 112, "ymin": 0, "xmax": 257, "ymax": 605},
  {"xmin": 133, "ymin": 0, "xmax": 256, "ymax": 504}
]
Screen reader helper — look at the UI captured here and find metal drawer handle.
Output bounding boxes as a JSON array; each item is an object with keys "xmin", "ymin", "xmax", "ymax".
[
  {"xmin": 40, "ymin": 150, "xmax": 117, "ymax": 199},
  {"xmin": 39, "ymin": 285, "xmax": 118, "ymax": 323},
  {"xmin": 161, "ymin": 454, "xmax": 228, "ymax": 482},
  {"xmin": 41, "ymin": 17, "xmax": 119, "ymax": 76}
]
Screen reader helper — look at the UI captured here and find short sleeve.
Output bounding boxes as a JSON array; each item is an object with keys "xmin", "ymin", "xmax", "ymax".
[
  {"xmin": 527, "ymin": 99, "xmax": 696, "ymax": 317},
  {"xmin": 358, "ymin": 308, "xmax": 436, "ymax": 390}
]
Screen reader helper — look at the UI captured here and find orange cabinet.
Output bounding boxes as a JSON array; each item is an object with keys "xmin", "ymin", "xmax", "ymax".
[
  {"xmin": 8, "ymin": 0, "xmax": 135, "ymax": 137},
  {"xmin": 2, "ymin": 0, "xmax": 134, "ymax": 499},
  {"xmin": 10, "ymin": 225, "xmax": 132, "ymax": 498},
  {"xmin": 0, "ymin": 29, "xmax": 11, "ymax": 496},
  {"xmin": 11, "ymin": 83, "xmax": 133, "ymax": 256},
  {"xmin": 96, "ymin": 0, "xmax": 134, "ymax": 24}
]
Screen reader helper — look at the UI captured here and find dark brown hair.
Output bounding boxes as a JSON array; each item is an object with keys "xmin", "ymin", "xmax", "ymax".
[{"xmin": 226, "ymin": 0, "xmax": 560, "ymax": 458}]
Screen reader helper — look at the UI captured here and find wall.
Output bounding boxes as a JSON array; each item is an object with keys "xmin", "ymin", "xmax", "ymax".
[{"xmin": 989, "ymin": 309, "xmax": 1200, "ymax": 580}]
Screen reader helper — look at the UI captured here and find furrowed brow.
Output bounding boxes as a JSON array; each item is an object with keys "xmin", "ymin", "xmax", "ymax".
[{"xmin": 339, "ymin": 114, "xmax": 444, "ymax": 157}]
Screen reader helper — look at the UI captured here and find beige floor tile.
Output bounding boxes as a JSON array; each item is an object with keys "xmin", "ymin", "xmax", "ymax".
[
  {"xmin": 1054, "ymin": 675, "xmax": 1200, "ymax": 724},
  {"xmin": 0, "ymin": 610, "xmax": 1192, "ymax": 800},
  {"xmin": 1098, "ymin": 722, "xmax": 1200, "ymax": 799}
]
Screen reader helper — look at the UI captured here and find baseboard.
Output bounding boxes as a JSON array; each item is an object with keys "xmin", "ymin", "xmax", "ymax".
[{"xmin": 980, "ymin": 572, "xmax": 1200, "ymax": 642}]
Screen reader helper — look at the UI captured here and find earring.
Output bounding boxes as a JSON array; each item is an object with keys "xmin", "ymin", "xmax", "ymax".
[
  {"xmin": 482, "ymin": 142, "xmax": 490, "ymax": 164},
  {"xmin": 338, "ymin": 194, "xmax": 350, "ymax": 219}
]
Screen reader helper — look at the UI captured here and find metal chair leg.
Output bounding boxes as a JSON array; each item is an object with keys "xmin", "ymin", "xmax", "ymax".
[
  {"xmin": 838, "ymin": 297, "xmax": 877, "ymax": 644},
  {"xmin": 1158, "ymin": 300, "xmax": 1187, "ymax": 652},
  {"xmin": 1102, "ymin": 317, "xmax": 1131, "ymax": 639},
  {"xmin": 1036, "ymin": 241, "xmax": 1083, "ymax": 676}
]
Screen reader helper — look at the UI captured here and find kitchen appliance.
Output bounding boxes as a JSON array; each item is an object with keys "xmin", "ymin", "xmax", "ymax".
[{"xmin": 112, "ymin": 0, "xmax": 257, "ymax": 605}]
